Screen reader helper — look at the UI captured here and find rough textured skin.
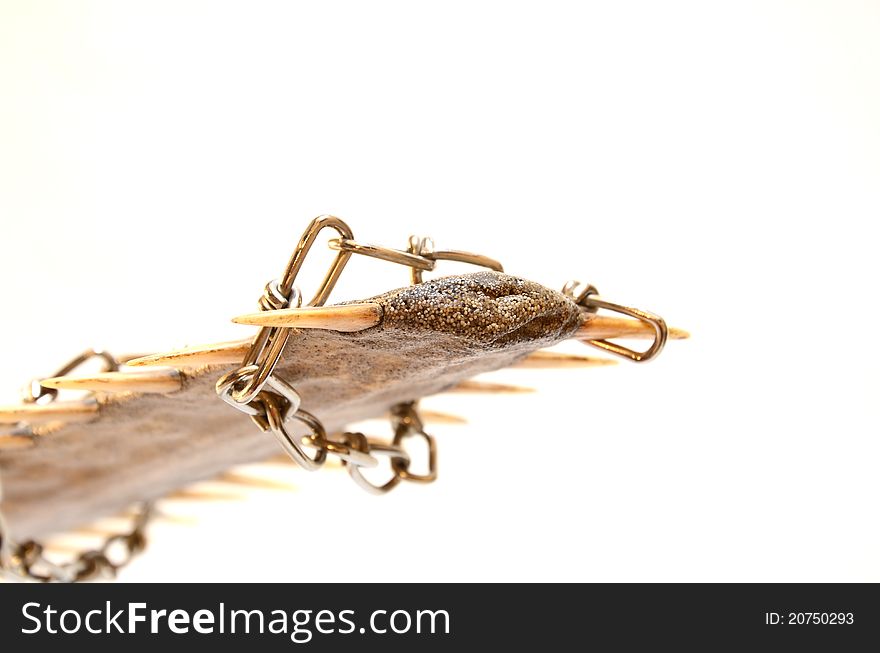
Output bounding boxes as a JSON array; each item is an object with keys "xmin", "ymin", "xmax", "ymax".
[{"xmin": 0, "ymin": 272, "xmax": 581, "ymax": 538}]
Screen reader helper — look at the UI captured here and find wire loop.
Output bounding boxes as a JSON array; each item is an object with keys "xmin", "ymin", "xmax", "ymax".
[{"xmin": 563, "ymin": 280, "xmax": 668, "ymax": 363}]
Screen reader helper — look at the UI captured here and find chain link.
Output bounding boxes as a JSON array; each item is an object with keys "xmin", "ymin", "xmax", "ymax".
[
  {"xmin": 562, "ymin": 280, "xmax": 668, "ymax": 362},
  {"xmin": 216, "ymin": 215, "xmax": 502, "ymax": 492},
  {"xmin": 0, "ymin": 350, "xmax": 153, "ymax": 582}
]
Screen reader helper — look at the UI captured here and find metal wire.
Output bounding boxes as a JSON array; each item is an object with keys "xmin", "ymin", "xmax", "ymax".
[{"xmin": 563, "ymin": 280, "xmax": 669, "ymax": 363}]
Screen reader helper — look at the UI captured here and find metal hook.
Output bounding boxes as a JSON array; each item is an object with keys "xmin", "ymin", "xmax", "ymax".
[{"xmin": 563, "ymin": 281, "xmax": 668, "ymax": 363}]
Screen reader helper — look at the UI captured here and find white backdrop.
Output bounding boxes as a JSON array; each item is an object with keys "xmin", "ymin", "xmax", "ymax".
[{"xmin": 1, "ymin": 1, "xmax": 878, "ymax": 581}]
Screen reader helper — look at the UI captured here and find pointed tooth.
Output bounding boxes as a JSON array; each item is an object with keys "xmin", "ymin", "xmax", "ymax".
[
  {"xmin": 217, "ymin": 472, "xmax": 298, "ymax": 492},
  {"xmin": 0, "ymin": 400, "xmax": 99, "ymax": 424},
  {"xmin": 125, "ymin": 339, "xmax": 251, "ymax": 368},
  {"xmin": 418, "ymin": 410, "xmax": 468, "ymax": 425},
  {"xmin": 513, "ymin": 351, "xmax": 618, "ymax": 369},
  {"xmin": 150, "ymin": 511, "xmax": 197, "ymax": 526},
  {"xmin": 166, "ymin": 488, "xmax": 246, "ymax": 502},
  {"xmin": 40, "ymin": 369, "xmax": 182, "ymax": 394},
  {"xmin": 232, "ymin": 302, "xmax": 383, "ymax": 332},
  {"xmin": 577, "ymin": 315, "xmax": 690, "ymax": 340},
  {"xmin": 447, "ymin": 380, "xmax": 535, "ymax": 394}
]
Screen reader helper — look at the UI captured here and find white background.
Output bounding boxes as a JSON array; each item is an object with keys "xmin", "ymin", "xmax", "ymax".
[{"xmin": 1, "ymin": 1, "xmax": 878, "ymax": 581}]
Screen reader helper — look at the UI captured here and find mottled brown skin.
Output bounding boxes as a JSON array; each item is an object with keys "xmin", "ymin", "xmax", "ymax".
[{"xmin": 0, "ymin": 272, "xmax": 581, "ymax": 538}]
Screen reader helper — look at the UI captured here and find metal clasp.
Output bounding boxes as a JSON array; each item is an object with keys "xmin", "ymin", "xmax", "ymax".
[{"xmin": 563, "ymin": 281, "xmax": 668, "ymax": 363}]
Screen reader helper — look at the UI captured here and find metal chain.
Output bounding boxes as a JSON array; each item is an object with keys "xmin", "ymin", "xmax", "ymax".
[
  {"xmin": 0, "ymin": 216, "xmax": 669, "ymax": 582},
  {"xmin": 0, "ymin": 350, "xmax": 153, "ymax": 582},
  {"xmin": 216, "ymin": 215, "xmax": 502, "ymax": 492},
  {"xmin": 0, "ymin": 499, "xmax": 152, "ymax": 583}
]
